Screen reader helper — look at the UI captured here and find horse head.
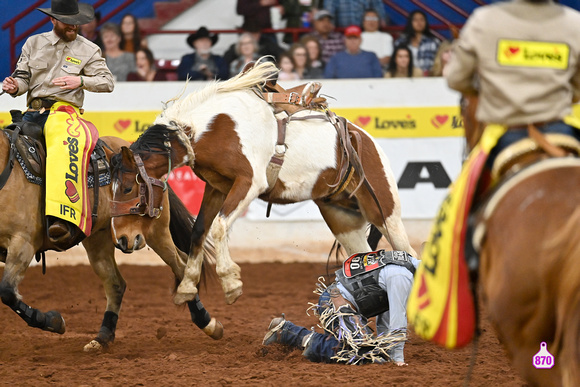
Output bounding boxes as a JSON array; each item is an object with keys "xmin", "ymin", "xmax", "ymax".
[{"xmin": 109, "ymin": 124, "xmax": 193, "ymax": 253}]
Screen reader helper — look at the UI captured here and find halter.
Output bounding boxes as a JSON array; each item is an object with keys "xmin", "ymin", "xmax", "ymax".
[{"xmin": 111, "ymin": 153, "xmax": 169, "ymax": 218}]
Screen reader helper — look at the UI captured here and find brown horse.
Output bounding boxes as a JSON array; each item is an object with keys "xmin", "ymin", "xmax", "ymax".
[
  {"xmin": 0, "ymin": 130, "xmax": 222, "ymax": 352},
  {"xmin": 109, "ymin": 60, "xmax": 417, "ymax": 307},
  {"xmin": 468, "ymin": 129, "xmax": 580, "ymax": 386}
]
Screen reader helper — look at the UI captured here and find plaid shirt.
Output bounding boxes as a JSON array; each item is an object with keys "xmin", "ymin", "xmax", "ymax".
[
  {"xmin": 324, "ymin": 0, "xmax": 388, "ymax": 28},
  {"xmin": 311, "ymin": 31, "xmax": 345, "ymax": 65},
  {"xmin": 395, "ymin": 34, "xmax": 441, "ymax": 74}
]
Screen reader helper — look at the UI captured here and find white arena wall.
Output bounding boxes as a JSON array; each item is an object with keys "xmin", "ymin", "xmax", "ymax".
[{"xmin": 1, "ymin": 77, "xmax": 464, "ymax": 252}]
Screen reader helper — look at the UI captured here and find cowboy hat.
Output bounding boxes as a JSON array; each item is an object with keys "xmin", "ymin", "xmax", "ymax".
[
  {"xmin": 38, "ymin": 0, "xmax": 95, "ymax": 26},
  {"xmin": 187, "ymin": 27, "xmax": 218, "ymax": 48}
]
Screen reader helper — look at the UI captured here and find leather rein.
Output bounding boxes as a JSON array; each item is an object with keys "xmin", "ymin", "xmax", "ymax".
[{"xmin": 110, "ymin": 153, "xmax": 169, "ymax": 218}]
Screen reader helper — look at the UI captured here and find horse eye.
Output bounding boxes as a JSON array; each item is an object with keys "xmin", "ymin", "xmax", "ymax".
[{"xmin": 123, "ymin": 187, "xmax": 133, "ymax": 194}]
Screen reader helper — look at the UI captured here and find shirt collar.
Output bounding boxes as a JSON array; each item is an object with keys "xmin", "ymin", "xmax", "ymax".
[
  {"xmin": 49, "ymin": 30, "xmax": 61, "ymax": 46},
  {"xmin": 49, "ymin": 30, "xmax": 72, "ymax": 48}
]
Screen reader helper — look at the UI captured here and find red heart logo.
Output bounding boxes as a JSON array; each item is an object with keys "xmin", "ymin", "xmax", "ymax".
[
  {"xmin": 430, "ymin": 115, "xmax": 449, "ymax": 128},
  {"xmin": 509, "ymin": 47, "xmax": 519, "ymax": 54},
  {"xmin": 65, "ymin": 180, "xmax": 80, "ymax": 203},
  {"xmin": 356, "ymin": 116, "xmax": 371, "ymax": 126},
  {"xmin": 114, "ymin": 119, "xmax": 132, "ymax": 133}
]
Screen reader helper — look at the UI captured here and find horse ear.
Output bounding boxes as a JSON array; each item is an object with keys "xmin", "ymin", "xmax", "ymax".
[{"xmin": 120, "ymin": 146, "xmax": 136, "ymax": 167}]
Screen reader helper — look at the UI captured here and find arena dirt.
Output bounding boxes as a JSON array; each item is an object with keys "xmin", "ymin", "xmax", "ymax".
[{"xmin": 0, "ymin": 241, "xmax": 525, "ymax": 386}]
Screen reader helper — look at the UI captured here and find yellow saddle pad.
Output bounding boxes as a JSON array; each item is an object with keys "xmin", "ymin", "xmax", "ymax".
[
  {"xmin": 44, "ymin": 102, "xmax": 99, "ymax": 236},
  {"xmin": 407, "ymin": 125, "xmax": 506, "ymax": 349}
]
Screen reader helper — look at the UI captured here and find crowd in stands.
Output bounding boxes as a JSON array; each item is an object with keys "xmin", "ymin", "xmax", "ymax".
[{"xmin": 79, "ymin": 3, "xmax": 454, "ymax": 83}]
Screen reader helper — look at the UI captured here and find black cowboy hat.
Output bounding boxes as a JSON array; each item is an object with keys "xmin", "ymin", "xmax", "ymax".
[
  {"xmin": 187, "ymin": 26, "xmax": 218, "ymax": 48},
  {"xmin": 38, "ymin": 0, "xmax": 95, "ymax": 26}
]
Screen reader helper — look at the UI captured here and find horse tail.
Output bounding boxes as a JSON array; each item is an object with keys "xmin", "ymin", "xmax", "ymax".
[
  {"xmin": 167, "ymin": 186, "xmax": 216, "ymax": 288},
  {"xmin": 549, "ymin": 207, "xmax": 580, "ymax": 386}
]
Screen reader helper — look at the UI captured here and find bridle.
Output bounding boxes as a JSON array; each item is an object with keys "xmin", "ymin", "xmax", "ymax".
[{"xmin": 111, "ymin": 153, "xmax": 170, "ymax": 218}]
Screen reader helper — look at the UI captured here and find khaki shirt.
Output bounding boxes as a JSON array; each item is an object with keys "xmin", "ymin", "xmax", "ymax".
[
  {"xmin": 12, "ymin": 30, "xmax": 114, "ymax": 108},
  {"xmin": 445, "ymin": 0, "xmax": 580, "ymax": 126}
]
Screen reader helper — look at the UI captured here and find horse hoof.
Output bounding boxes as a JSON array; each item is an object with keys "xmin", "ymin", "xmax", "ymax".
[
  {"xmin": 174, "ymin": 292, "xmax": 196, "ymax": 305},
  {"xmin": 224, "ymin": 287, "xmax": 243, "ymax": 305},
  {"xmin": 83, "ymin": 340, "xmax": 103, "ymax": 352},
  {"xmin": 203, "ymin": 318, "xmax": 224, "ymax": 340},
  {"xmin": 45, "ymin": 310, "xmax": 66, "ymax": 334}
]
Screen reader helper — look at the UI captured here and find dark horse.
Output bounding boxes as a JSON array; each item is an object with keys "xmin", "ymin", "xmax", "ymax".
[
  {"xmin": 0, "ymin": 128, "xmax": 222, "ymax": 352},
  {"xmin": 464, "ymin": 106, "xmax": 580, "ymax": 386}
]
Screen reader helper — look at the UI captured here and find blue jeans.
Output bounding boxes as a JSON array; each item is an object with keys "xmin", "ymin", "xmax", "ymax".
[
  {"xmin": 280, "ymin": 321, "xmax": 339, "ymax": 363},
  {"xmin": 23, "ymin": 110, "xmax": 49, "ymax": 130},
  {"xmin": 486, "ymin": 120, "xmax": 580, "ymax": 169}
]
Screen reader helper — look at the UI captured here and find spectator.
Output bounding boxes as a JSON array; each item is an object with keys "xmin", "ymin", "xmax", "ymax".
[
  {"xmin": 223, "ymin": 21, "xmax": 284, "ymax": 66},
  {"xmin": 310, "ymin": 10, "xmax": 345, "ymax": 65},
  {"xmin": 177, "ymin": 27, "xmax": 229, "ymax": 81},
  {"xmin": 277, "ymin": 52, "xmax": 301, "ymax": 81},
  {"xmin": 100, "ymin": 22, "xmax": 136, "ymax": 82},
  {"xmin": 360, "ymin": 8, "xmax": 393, "ymax": 68},
  {"xmin": 79, "ymin": 11, "xmax": 103, "ymax": 51},
  {"xmin": 324, "ymin": 25, "xmax": 382, "ymax": 79},
  {"xmin": 229, "ymin": 33, "xmax": 260, "ymax": 76},
  {"xmin": 289, "ymin": 43, "xmax": 323, "ymax": 79},
  {"xmin": 127, "ymin": 48, "xmax": 167, "ymax": 81},
  {"xmin": 120, "ymin": 14, "xmax": 142, "ymax": 53},
  {"xmin": 324, "ymin": 0, "xmax": 388, "ymax": 28},
  {"xmin": 384, "ymin": 45, "xmax": 423, "ymax": 78},
  {"xmin": 394, "ymin": 10, "xmax": 441, "ymax": 75},
  {"xmin": 429, "ymin": 40, "xmax": 453, "ymax": 77},
  {"xmin": 279, "ymin": 0, "xmax": 313, "ymax": 44},
  {"xmin": 237, "ymin": 0, "xmax": 283, "ymax": 44},
  {"xmin": 300, "ymin": 34, "xmax": 325, "ymax": 70}
]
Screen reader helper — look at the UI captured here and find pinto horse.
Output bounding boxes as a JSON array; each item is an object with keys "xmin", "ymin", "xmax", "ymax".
[
  {"xmin": 0, "ymin": 131, "xmax": 222, "ymax": 352},
  {"xmin": 110, "ymin": 60, "xmax": 416, "ymax": 306},
  {"xmin": 466, "ymin": 126, "xmax": 580, "ymax": 386}
]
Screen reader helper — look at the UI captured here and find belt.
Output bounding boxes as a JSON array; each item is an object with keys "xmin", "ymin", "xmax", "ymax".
[
  {"xmin": 507, "ymin": 120, "xmax": 562, "ymax": 130},
  {"xmin": 29, "ymin": 98, "xmax": 57, "ymax": 111}
]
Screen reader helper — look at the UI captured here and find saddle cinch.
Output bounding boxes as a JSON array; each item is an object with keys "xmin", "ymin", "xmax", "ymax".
[{"xmin": 0, "ymin": 110, "xmax": 111, "ymax": 260}]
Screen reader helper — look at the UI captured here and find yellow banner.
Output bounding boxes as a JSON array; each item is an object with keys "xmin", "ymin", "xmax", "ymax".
[
  {"xmin": 3, "ymin": 105, "xmax": 580, "ymax": 141},
  {"xmin": 333, "ymin": 106, "xmax": 465, "ymax": 138},
  {"xmin": 497, "ymin": 39, "xmax": 569, "ymax": 70}
]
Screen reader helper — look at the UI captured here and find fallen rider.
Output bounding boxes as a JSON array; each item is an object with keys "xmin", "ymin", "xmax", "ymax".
[{"xmin": 263, "ymin": 249, "xmax": 420, "ymax": 365}]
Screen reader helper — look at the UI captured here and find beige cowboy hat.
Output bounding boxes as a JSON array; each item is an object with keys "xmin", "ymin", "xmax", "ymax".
[{"xmin": 38, "ymin": 0, "xmax": 95, "ymax": 25}]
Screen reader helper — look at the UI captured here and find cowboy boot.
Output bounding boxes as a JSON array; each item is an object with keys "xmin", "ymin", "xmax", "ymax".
[{"xmin": 263, "ymin": 314, "xmax": 313, "ymax": 349}]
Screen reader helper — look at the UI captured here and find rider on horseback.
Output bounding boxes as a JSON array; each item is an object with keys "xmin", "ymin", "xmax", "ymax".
[
  {"xmin": 407, "ymin": 0, "xmax": 580, "ymax": 351},
  {"xmin": 2, "ymin": 0, "xmax": 114, "ymax": 248},
  {"xmin": 445, "ymin": 0, "xmax": 580, "ymax": 176}
]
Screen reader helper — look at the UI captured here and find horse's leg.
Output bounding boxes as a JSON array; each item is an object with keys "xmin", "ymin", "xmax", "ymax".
[
  {"xmin": 177, "ymin": 184, "xmax": 225, "ymax": 305},
  {"xmin": 146, "ymin": 202, "xmax": 223, "ymax": 340},
  {"xmin": 210, "ymin": 177, "xmax": 261, "ymax": 305},
  {"xmin": 315, "ymin": 200, "xmax": 370, "ymax": 256},
  {"xmin": 0, "ymin": 236, "xmax": 66, "ymax": 334},
  {"xmin": 352, "ymin": 185, "xmax": 417, "ymax": 257},
  {"xmin": 81, "ymin": 229, "xmax": 126, "ymax": 352},
  {"xmin": 351, "ymin": 128, "xmax": 418, "ymax": 257}
]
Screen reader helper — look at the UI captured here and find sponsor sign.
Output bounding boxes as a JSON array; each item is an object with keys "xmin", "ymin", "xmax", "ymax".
[{"xmin": 497, "ymin": 39, "xmax": 569, "ymax": 70}]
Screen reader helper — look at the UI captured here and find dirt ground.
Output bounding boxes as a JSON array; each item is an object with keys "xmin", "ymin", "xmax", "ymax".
[{"xmin": 0, "ymin": 244, "xmax": 526, "ymax": 387}]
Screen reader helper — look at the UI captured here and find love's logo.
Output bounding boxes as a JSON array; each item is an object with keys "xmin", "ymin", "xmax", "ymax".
[
  {"xmin": 430, "ymin": 115, "xmax": 449, "ymax": 128},
  {"xmin": 355, "ymin": 116, "xmax": 371, "ymax": 127},
  {"xmin": 114, "ymin": 119, "xmax": 132, "ymax": 133}
]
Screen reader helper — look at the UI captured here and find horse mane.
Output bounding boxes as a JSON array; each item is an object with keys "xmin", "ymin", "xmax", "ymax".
[{"xmin": 158, "ymin": 58, "xmax": 279, "ymax": 126}]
